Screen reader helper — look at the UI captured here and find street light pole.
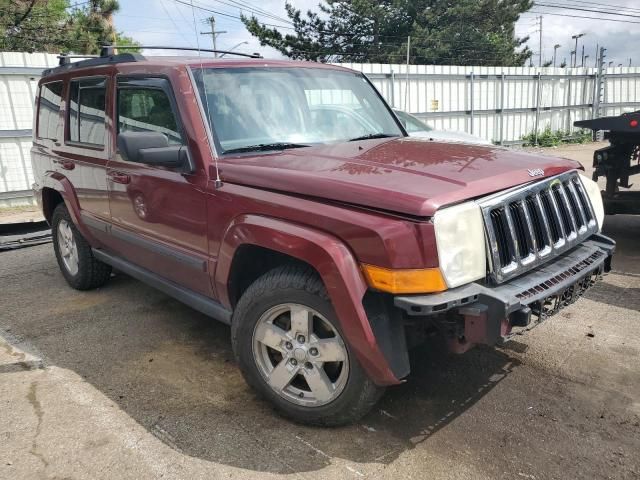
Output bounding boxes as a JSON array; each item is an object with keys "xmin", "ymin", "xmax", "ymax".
[
  {"xmin": 571, "ymin": 33, "xmax": 584, "ymax": 67},
  {"xmin": 219, "ymin": 41, "xmax": 249, "ymax": 57},
  {"xmin": 553, "ymin": 44, "xmax": 560, "ymax": 67}
]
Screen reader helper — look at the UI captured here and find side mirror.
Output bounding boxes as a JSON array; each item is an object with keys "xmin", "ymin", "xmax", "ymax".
[{"xmin": 117, "ymin": 131, "xmax": 193, "ymax": 172}]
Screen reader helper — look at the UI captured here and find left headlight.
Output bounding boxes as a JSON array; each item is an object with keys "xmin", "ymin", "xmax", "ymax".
[
  {"xmin": 433, "ymin": 201, "xmax": 487, "ymax": 288},
  {"xmin": 579, "ymin": 174, "xmax": 605, "ymax": 231}
]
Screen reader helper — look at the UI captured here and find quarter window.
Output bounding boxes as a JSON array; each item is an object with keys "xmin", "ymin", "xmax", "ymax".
[
  {"xmin": 68, "ymin": 78, "xmax": 107, "ymax": 146},
  {"xmin": 37, "ymin": 81, "xmax": 63, "ymax": 140},
  {"xmin": 118, "ymin": 88, "xmax": 182, "ymax": 145}
]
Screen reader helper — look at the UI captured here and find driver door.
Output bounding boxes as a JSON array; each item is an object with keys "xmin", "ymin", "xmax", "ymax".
[{"xmin": 106, "ymin": 76, "xmax": 211, "ymax": 296}]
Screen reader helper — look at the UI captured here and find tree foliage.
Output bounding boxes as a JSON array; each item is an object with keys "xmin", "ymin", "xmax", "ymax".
[
  {"xmin": 242, "ymin": 0, "xmax": 533, "ymax": 66},
  {"xmin": 0, "ymin": 0, "xmax": 140, "ymax": 54}
]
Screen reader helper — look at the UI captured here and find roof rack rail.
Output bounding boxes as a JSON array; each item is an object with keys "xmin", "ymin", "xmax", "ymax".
[
  {"xmin": 43, "ymin": 51, "xmax": 145, "ymax": 77},
  {"xmin": 110, "ymin": 45, "xmax": 263, "ymax": 59}
]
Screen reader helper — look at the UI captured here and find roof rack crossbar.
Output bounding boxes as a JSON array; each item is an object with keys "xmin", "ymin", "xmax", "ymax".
[
  {"xmin": 106, "ymin": 45, "xmax": 262, "ymax": 59},
  {"xmin": 57, "ymin": 53, "xmax": 99, "ymax": 66}
]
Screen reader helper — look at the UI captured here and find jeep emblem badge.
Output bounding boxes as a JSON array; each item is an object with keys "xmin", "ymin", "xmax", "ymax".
[{"xmin": 528, "ymin": 168, "xmax": 545, "ymax": 177}]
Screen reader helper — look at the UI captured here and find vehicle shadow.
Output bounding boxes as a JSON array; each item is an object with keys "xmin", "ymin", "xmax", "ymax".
[{"xmin": 2, "ymin": 263, "xmax": 521, "ymax": 475}]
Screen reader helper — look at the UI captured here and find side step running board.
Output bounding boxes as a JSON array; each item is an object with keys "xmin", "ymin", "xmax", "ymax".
[{"xmin": 92, "ymin": 248, "xmax": 232, "ymax": 324}]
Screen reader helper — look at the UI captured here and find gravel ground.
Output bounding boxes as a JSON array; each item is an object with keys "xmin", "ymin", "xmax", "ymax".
[{"xmin": 1, "ymin": 143, "xmax": 639, "ymax": 480}]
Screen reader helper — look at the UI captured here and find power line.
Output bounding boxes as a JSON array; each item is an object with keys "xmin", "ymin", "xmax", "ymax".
[
  {"xmin": 537, "ymin": 0, "xmax": 640, "ymax": 15},
  {"xmin": 533, "ymin": 2, "xmax": 640, "ymax": 20},
  {"xmin": 526, "ymin": 9, "xmax": 640, "ymax": 24}
]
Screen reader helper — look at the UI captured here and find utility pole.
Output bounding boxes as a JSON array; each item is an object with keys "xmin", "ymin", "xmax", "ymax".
[
  {"xmin": 581, "ymin": 45, "xmax": 585, "ymax": 67},
  {"xmin": 538, "ymin": 16, "xmax": 543, "ymax": 67},
  {"xmin": 404, "ymin": 36, "xmax": 411, "ymax": 111},
  {"xmin": 553, "ymin": 44, "xmax": 560, "ymax": 67},
  {"xmin": 595, "ymin": 47, "xmax": 606, "ymax": 124},
  {"xmin": 200, "ymin": 16, "xmax": 227, "ymax": 57}
]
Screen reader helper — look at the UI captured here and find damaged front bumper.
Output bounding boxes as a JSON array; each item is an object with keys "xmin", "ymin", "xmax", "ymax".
[{"xmin": 394, "ymin": 234, "xmax": 615, "ymax": 352}]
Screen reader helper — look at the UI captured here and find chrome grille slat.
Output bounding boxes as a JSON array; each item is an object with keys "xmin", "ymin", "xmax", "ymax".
[
  {"xmin": 565, "ymin": 180, "xmax": 588, "ymax": 233},
  {"xmin": 518, "ymin": 199, "xmax": 538, "ymax": 261},
  {"xmin": 480, "ymin": 171, "xmax": 599, "ymax": 284},
  {"xmin": 571, "ymin": 177, "xmax": 596, "ymax": 227},
  {"xmin": 557, "ymin": 182, "xmax": 578, "ymax": 240},
  {"xmin": 533, "ymin": 193, "xmax": 554, "ymax": 254},
  {"xmin": 547, "ymin": 186, "xmax": 568, "ymax": 243}
]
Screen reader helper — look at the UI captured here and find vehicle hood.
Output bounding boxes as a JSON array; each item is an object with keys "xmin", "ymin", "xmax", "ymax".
[
  {"xmin": 409, "ymin": 129, "xmax": 493, "ymax": 145},
  {"xmin": 219, "ymin": 137, "xmax": 582, "ymax": 217}
]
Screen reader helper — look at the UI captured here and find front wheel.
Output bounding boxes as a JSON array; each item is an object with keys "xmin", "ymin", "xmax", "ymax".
[{"xmin": 231, "ymin": 265, "xmax": 384, "ymax": 426}]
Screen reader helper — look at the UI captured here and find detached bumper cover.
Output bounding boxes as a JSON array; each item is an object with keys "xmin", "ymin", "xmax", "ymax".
[{"xmin": 394, "ymin": 234, "xmax": 615, "ymax": 343}]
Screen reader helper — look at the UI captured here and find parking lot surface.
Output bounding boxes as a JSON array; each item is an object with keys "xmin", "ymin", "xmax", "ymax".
[{"xmin": 1, "ymin": 144, "xmax": 639, "ymax": 480}]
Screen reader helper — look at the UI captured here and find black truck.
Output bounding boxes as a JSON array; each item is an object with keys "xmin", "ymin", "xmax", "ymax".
[{"xmin": 575, "ymin": 111, "xmax": 640, "ymax": 214}]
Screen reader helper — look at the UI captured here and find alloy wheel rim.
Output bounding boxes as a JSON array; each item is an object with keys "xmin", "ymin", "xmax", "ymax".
[
  {"xmin": 252, "ymin": 303, "xmax": 349, "ymax": 407},
  {"xmin": 57, "ymin": 219, "xmax": 79, "ymax": 276}
]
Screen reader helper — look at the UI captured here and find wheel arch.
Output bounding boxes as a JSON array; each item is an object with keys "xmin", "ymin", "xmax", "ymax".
[{"xmin": 216, "ymin": 214, "xmax": 403, "ymax": 386}]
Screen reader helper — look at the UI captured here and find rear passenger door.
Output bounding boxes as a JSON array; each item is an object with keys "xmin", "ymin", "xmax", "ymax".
[
  {"xmin": 59, "ymin": 76, "xmax": 112, "ymax": 224},
  {"xmin": 106, "ymin": 76, "xmax": 211, "ymax": 297}
]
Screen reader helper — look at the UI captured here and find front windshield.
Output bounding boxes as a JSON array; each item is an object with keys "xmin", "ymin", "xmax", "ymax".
[{"xmin": 192, "ymin": 66, "xmax": 403, "ymax": 152}]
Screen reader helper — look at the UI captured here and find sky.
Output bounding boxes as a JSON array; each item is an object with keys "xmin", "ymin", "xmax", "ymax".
[{"xmin": 112, "ymin": 0, "xmax": 639, "ymax": 68}]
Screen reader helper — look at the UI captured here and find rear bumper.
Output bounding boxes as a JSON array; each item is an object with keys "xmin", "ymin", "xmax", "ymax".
[{"xmin": 394, "ymin": 234, "xmax": 615, "ymax": 350}]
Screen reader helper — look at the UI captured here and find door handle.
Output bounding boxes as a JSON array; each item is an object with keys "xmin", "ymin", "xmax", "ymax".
[
  {"xmin": 55, "ymin": 159, "xmax": 75, "ymax": 170},
  {"xmin": 109, "ymin": 172, "xmax": 131, "ymax": 185}
]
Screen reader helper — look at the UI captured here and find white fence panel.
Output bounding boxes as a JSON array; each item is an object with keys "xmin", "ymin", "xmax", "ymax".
[
  {"xmin": 0, "ymin": 52, "xmax": 58, "ymax": 206},
  {"xmin": 339, "ymin": 63, "xmax": 640, "ymax": 144}
]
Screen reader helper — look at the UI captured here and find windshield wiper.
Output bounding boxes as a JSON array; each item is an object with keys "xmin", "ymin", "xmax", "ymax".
[
  {"xmin": 348, "ymin": 133, "xmax": 399, "ymax": 142},
  {"xmin": 223, "ymin": 142, "xmax": 310, "ymax": 154}
]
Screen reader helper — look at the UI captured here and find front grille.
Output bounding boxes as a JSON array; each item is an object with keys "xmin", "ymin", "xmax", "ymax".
[{"xmin": 481, "ymin": 172, "xmax": 599, "ymax": 284}]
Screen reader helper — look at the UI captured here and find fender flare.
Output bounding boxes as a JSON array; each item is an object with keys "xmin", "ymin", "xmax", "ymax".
[
  {"xmin": 41, "ymin": 171, "xmax": 93, "ymax": 241},
  {"xmin": 215, "ymin": 214, "xmax": 402, "ymax": 386}
]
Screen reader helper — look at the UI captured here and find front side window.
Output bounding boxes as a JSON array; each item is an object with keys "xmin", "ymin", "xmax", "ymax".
[
  {"xmin": 117, "ymin": 88, "xmax": 182, "ymax": 145},
  {"xmin": 37, "ymin": 81, "xmax": 63, "ymax": 140},
  {"xmin": 68, "ymin": 77, "xmax": 106, "ymax": 146},
  {"xmin": 193, "ymin": 67, "xmax": 403, "ymax": 153}
]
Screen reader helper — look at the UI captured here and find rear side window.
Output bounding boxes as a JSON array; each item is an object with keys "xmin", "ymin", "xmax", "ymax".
[
  {"xmin": 37, "ymin": 81, "xmax": 63, "ymax": 140},
  {"xmin": 118, "ymin": 88, "xmax": 182, "ymax": 145},
  {"xmin": 68, "ymin": 77, "xmax": 107, "ymax": 146}
]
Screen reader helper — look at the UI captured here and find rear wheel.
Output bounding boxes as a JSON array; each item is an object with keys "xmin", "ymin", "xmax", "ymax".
[
  {"xmin": 52, "ymin": 204, "xmax": 112, "ymax": 290},
  {"xmin": 231, "ymin": 264, "xmax": 384, "ymax": 426}
]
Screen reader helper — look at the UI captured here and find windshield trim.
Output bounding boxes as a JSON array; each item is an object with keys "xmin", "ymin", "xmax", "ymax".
[
  {"xmin": 186, "ymin": 66, "xmax": 219, "ymax": 159},
  {"xmin": 189, "ymin": 65, "xmax": 407, "ymax": 160}
]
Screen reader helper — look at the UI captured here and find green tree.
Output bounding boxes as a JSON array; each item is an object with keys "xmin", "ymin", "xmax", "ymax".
[
  {"xmin": 65, "ymin": 0, "xmax": 120, "ymax": 54},
  {"xmin": 1, "ymin": 0, "xmax": 140, "ymax": 54},
  {"xmin": 242, "ymin": 0, "xmax": 533, "ymax": 66},
  {"xmin": 0, "ymin": 0, "xmax": 69, "ymax": 52}
]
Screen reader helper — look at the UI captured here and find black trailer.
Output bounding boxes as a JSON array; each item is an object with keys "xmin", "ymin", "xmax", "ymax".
[{"xmin": 575, "ymin": 111, "xmax": 640, "ymax": 215}]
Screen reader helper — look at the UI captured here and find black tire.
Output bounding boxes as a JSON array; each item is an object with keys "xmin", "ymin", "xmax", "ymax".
[
  {"xmin": 231, "ymin": 264, "xmax": 385, "ymax": 426},
  {"xmin": 51, "ymin": 204, "xmax": 112, "ymax": 290}
]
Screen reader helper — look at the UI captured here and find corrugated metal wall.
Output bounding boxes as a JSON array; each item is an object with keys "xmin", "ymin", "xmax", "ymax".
[
  {"xmin": 1, "ymin": 52, "xmax": 639, "ymax": 204},
  {"xmin": 0, "ymin": 52, "xmax": 58, "ymax": 206},
  {"xmin": 340, "ymin": 63, "xmax": 640, "ymax": 144}
]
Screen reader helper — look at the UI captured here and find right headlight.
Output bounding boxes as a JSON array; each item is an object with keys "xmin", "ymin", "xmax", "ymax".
[
  {"xmin": 579, "ymin": 174, "xmax": 605, "ymax": 231},
  {"xmin": 433, "ymin": 201, "xmax": 486, "ymax": 288}
]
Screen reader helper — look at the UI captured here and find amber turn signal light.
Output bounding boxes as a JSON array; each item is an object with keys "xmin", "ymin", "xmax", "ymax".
[{"xmin": 361, "ymin": 264, "xmax": 448, "ymax": 294}]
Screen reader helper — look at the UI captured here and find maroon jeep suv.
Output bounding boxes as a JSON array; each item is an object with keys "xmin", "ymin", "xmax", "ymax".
[{"xmin": 31, "ymin": 51, "xmax": 614, "ymax": 426}]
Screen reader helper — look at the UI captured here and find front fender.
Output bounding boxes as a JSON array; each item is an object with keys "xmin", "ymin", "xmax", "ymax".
[{"xmin": 215, "ymin": 214, "xmax": 402, "ymax": 386}]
